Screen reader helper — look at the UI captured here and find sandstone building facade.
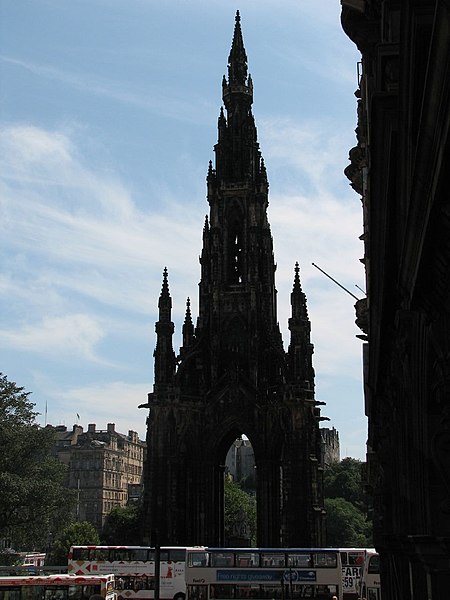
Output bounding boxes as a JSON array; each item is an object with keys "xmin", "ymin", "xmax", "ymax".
[{"xmin": 52, "ymin": 422, "xmax": 145, "ymax": 530}]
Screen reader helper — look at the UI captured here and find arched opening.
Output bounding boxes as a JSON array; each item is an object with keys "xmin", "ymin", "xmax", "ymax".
[
  {"xmin": 221, "ymin": 433, "xmax": 257, "ymax": 546},
  {"xmin": 226, "ymin": 205, "xmax": 245, "ymax": 284}
]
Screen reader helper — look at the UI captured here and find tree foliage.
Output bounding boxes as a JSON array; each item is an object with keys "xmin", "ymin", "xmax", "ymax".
[
  {"xmin": 101, "ymin": 504, "xmax": 142, "ymax": 544},
  {"xmin": 49, "ymin": 521, "xmax": 100, "ymax": 566},
  {"xmin": 0, "ymin": 374, "xmax": 74, "ymax": 550},
  {"xmin": 224, "ymin": 477, "xmax": 256, "ymax": 546},
  {"xmin": 324, "ymin": 457, "xmax": 372, "ymax": 547},
  {"xmin": 324, "ymin": 457, "xmax": 367, "ymax": 511},
  {"xmin": 325, "ymin": 497, "xmax": 372, "ymax": 547}
]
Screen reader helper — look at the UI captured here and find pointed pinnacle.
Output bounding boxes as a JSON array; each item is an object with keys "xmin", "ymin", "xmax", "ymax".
[
  {"xmin": 293, "ymin": 262, "xmax": 302, "ymax": 291},
  {"xmin": 161, "ymin": 267, "xmax": 170, "ymax": 294},
  {"xmin": 228, "ymin": 9, "xmax": 248, "ymax": 85},
  {"xmin": 185, "ymin": 297, "xmax": 192, "ymax": 322}
]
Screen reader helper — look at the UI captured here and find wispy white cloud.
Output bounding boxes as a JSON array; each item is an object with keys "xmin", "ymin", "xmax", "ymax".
[
  {"xmin": 44, "ymin": 380, "xmax": 150, "ymax": 439},
  {"xmin": 261, "ymin": 116, "xmax": 354, "ymax": 191},
  {"xmin": 256, "ymin": 117, "xmax": 364, "ymax": 381},
  {"xmin": 0, "ymin": 55, "xmax": 212, "ymax": 124},
  {"xmin": 1, "ymin": 117, "xmax": 364, "ymax": 452},
  {"xmin": 0, "ymin": 124, "xmax": 202, "ymax": 317},
  {"xmin": 1, "ymin": 120, "xmax": 363, "ymax": 376},
  {"xmin": 0, "ymin": 314, "xmax": 105, "ymax": 362}
]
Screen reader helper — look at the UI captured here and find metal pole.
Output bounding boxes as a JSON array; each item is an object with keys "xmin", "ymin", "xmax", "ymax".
[
  {"xmin": 312, "ymin": 262, "xmax": 360, "ymax": 301},
  {"xmin": 154, "ymin": 545, "xmax": 160, "ymax": 600},
  {"xmin": 152, "ymin": 531, "xmax": 160, "ymax": 600}
]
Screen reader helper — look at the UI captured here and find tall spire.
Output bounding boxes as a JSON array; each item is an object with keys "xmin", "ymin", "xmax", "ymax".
[
  {"xmin": 222, "ymin": 10, "xmax": 253, "ymax": 109},
  {"xmin": 181, "ymin": 297, "xmax": 194, "ymax": 354},
  {"xmin": 215, "ymin": 11, "xmax": 263, "ymax": 183},
  {"xmin": 228, "ymin": 10, "xmax": 248, "ymax": 86},
  {"xmin": 158, "ymin": 267, "xmax": 171, "ymax": 320},
  {"xmin": 288, "ymin": 262, "xmax": 314, "ymax": 385},
  {"xmin": 154, "ymin": 267, "xmax": 175, "ymax": 388},
  {"xmin": 291, "ymin": 261, "xmax": 308, "ymax": 321}
]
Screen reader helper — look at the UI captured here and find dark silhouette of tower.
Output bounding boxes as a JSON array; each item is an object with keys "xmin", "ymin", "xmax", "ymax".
[{"xmin": 141, "ymin": 11, "xmax": 325, "ymax": 547}]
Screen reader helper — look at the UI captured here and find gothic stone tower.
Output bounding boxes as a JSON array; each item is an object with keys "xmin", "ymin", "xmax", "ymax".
[{"xmin": 142, "ymin": 12, "xmax": 325, "ymax": 547}]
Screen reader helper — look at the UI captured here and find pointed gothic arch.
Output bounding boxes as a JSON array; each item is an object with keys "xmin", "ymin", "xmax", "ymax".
[{"xmin": 226, "ymin": 201, "xmax": 245, "ymax": 284}]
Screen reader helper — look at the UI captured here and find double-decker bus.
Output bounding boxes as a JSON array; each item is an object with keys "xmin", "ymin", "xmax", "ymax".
[
  {"xmin": 358, "ymin": 551, "xmax": 380, "ymax": 600},
  {"xmin": 338, "ymin": 549, "xmax": 366, "ymax": 599},
  {"xmin": 0, "ymin": 574, "xmax": 115, "ymax": 600},
  {"xmin": 68, "ymin": 547, "xmax": 190, "ymax": 600},
  {"xmin": 185, "ymin": 547, "xmax": 343, "ymax": 600}
]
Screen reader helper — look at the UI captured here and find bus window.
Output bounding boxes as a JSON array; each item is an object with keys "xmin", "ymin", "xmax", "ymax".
[
  {"xmin": 287, "ymin": 553, "xmax": 311, "ymax": 568},
  {"xmin": 313, "ymin": 553, "xmax": 337, "ymax": 568},
  {"xmin": 314, "ymin": 584, "xmax": 338, "ymax": 599},
  {"xmin": 95, "ymin": 549, "xmax": 108, "ymax": 561},
  {"xmin": 260, "ymin": 586, "xmax": 282, "ymax": 599},
  {"xmin": 188, "ymin": 552, "xmax": 209, "ymax": 567},
  {"xmin": 235, "ymin": 553, "xmax": 259, "ymax": 567},
  {"xmin": 261, "ymin": 553, "xmax": 285, "ymax": 567},
  {"xmin": 169, "ymin": 550, "xmax": 187, "ymax": 562},
  {"xmin": 210, "ymin": 586, "xmax": 234, "ymax": 599},
  {"xmin": 187, "ymin": 585, "xmax": 207, "ymax": 600},
  {"xmin": 368, "ymin": 555, "xmax": 379, "ymax": 574},
  {"xmin": 112, "ymin": 550, "xmax": 130, "ymax": 561},
  {"xmin": 347, "ymin": 552, "xmax": 364, "ymax": 566},
  {"xmin": 211, "ymin": 553, "xmax": 234, "ymax": 567},
  {"xmin": 45, "ymin": 588, "xmax": 67, "ymax": 600},
  {"xmin": 72, "ymin": 548, "xmax": 90, "ymax": 561},
  {"xmin": 127, "ymin": 549, "xmax": 149, "ymax": 562},
  {"xmin": 20, "ymin": 588, "xmax": 33, "ymax": 600},
  {"xmin": 0, "ymin": 590, "xmax": 22, "ymax": 600},
  {"xmin": 235, "ymin": 585, "xmax": 259, "ymax": 599}
]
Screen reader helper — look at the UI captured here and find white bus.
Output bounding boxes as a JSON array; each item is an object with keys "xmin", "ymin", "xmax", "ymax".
[
  {"xmin": 185, "ymin": 547, "xmax": 343, "ymax": 600},
  {"xmin": 358, "ymin": 551, "xmax": 380, "ymax": 600},
  {"xmin": 0, "ymin": 574, "xmax": 115, "ymax": 600},
  {"xmin": 338, "ymin": 549, "xmax": 366, "ymax": 599},
  {"xmin": 68, "ymin": 546, "xmax": 190, "ymax": 600},
  {"xmin": 19, "ymin": 554, "xmax": 46, "ymax": 574}
]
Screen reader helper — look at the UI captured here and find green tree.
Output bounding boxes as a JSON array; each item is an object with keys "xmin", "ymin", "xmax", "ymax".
[
  {"xmin": 325, "ymin": 497, "xmax": 372, "ymax": 547},
  {"xmin": 324, "ymin": 457, "xmax": 367, "ymax": 511},
  {"xmin": 323, "ymin": 457, "xmax": 372, "ymax": 547},
  {"xmin": 0, "ymin": 374, "xmax": 74, "ymax": 550},
  {"xmin": 224, "ymin": 477, "xmax": 256, "ymax": 546},
  {"xmin": 101, "ymin": 504, "xmax": 142, "ymax": 544},
  {"xmin": 49, "ymin": 521, "xmax": 100, "ymax": 566}
]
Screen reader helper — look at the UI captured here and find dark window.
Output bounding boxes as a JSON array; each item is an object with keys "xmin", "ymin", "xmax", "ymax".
[{"xmin": 368, "ymin": 554, "xmax": 380, "ymax": 574}]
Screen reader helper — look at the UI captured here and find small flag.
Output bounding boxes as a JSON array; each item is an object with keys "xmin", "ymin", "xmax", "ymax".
[{"xmin": 76, "ymin": 413, "xmax": 80, "ymax": 420}]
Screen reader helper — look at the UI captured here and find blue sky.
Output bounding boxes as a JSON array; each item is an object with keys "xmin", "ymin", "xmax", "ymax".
[{"xmin": 0, "ymin": 1, "xmax": 365, "ymax": 459}]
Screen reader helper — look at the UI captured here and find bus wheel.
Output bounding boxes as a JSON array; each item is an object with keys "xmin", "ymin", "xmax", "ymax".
[{"xmin": 174, "ymin": 594, "xmax": 185, "ymax": 600}]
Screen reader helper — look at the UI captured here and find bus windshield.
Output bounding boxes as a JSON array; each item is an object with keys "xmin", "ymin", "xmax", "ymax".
[{"xmin": 339, "ymin": 549, "xmax": 366, "ymax": 599}]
